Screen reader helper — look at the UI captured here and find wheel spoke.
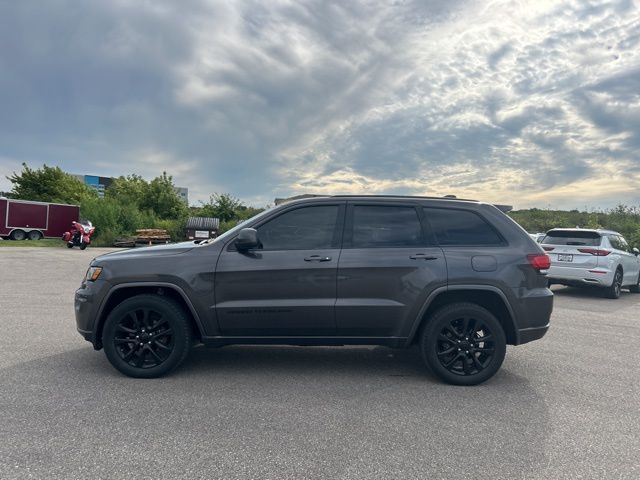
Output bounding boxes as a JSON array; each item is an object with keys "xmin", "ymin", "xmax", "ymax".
[
  {"xmin": 114, "ymin": 338, "xmax": 136, "ymax": 344},
  {"xmin": 475, "ymin": 347, "xmax": 494, "ymax": 353},
  {"xmin": 141, "ymin": 309, "xmax": 151, "ymax": 329},
  {"xmin": 443, "ymin": 352, "xmax": 462, "ymax": 368},
  {"xmin": 461, "ymin": 355, "xmax": 470, "ymax": 374},
  {"xmin": 147, "ymin": 346, "xmax": 163, "ymax": 363},
  {"xmin": 437, "ymin": 345, "xmax": 457, "ymax": 356},
  {"xmin": 116, "ymin": 324, "xmax": 136, "ymax": 334},
  {"xmin": 154, "ymin": 328, "xmax": 173, "ymax": 338},
  {"xmin": 471, "ymin": 353, "xmax": 484, "ymax": 371},
  {"xmin": 475, "ymin": 334, "xmax": 493, "ymax": 343},
  {"xmin": 153, "ymin": 340, "xmax": 171, "ymax": 351},
  {"xmin": 122, "ymin": 348, "xmax": 136, "ymax": 361},
  {"xmin": 444, "ymin": 325, "xmax": 461, "ymax": 339},
  {"xmin": 461, "ymin": 317, "xmax": 470, "ymax": 336}
]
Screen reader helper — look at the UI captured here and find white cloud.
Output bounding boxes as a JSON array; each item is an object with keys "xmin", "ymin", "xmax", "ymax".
[{"xmin": 0, "ymin": 0, "xmax": 639, "ymax": 208}]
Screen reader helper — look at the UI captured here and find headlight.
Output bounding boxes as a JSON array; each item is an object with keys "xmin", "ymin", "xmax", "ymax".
[
  {"xmin": 84, "ymin": 226, "xmax": 91, "ymax": 233},
  {"xmin": 85, "ymin": 266, "xmax": 103, "ymax": 282}
]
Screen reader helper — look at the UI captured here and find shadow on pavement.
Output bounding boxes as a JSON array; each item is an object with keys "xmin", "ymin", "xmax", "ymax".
[{"xmin": 1, "ymin": 345, "xmax": 552, "ymax": 479}]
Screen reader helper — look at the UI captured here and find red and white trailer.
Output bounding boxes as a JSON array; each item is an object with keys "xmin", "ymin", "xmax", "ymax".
[{"xmin": 0, "ymin": 198, "xmax": 80, "ymax": 241}]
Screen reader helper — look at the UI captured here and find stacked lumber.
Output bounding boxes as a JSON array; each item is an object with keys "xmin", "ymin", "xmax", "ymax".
[{"xmin": 135, "ymin": 229, "xmax": 171, "ymax": 245}]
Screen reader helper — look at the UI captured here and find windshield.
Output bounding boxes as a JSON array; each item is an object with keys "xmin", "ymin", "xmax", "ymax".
[
  {"xmin": 541, "ymin": 231, "xmax": 602, "ymax": 246},
  {"xmin": 199, "ymin": 207, "xmax": 275, "ymax": 246}
]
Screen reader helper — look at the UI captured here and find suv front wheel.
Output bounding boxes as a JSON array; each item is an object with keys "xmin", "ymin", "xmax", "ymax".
[
  {"xmin": 420, "ymin": 303, "xmax": 507, "ymax": 386},
  {"xmin": 103, "ymin": 294, "xmax": 193, "ymax": 378}
]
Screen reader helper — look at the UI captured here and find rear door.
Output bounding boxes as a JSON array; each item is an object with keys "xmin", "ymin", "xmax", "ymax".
[
  {"xmin": 613, "ymin": 235, "xmax": 640, "ymax": 284},
  {"xmin": 336, "ymin": 202, "xmax": 446, "ymax": 337},
  {"xmin": 541, "ymin": 231, "xmax": 602, "ymax": 270}
]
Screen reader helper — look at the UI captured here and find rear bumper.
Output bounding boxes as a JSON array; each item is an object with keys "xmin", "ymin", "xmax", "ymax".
[
  {"xmin": 547, "ymin": 265, "xmax": 613, "ymax": 287},
  {"xmin": 517, "ymin": 324, "xmax": 549, "ymax": 344},
  {"xmin": 509, "ymin": 286, "xmax": 553, "ymax": 345}
]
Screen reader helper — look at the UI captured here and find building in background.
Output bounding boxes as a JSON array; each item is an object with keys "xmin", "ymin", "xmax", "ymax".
[
  {"xmin": 175, "ymin": 187, "xmax": 189, "ymax": 204},
  {"xmin": 72, "ymin": 174, "xmax": 113, "ymax": 198},
  {"xmin": 72, "ymin": 174, "xmax": 188, "ymax": 204}
]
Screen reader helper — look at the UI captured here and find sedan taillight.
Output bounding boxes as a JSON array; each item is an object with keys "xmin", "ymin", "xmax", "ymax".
[{"xmin": 577, "ymin": 248, "xmax": 610, "ymax": 256}]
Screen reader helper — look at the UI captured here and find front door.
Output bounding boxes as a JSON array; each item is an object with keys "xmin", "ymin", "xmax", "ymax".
[
  {"xmin": 336, "ymin": 203, "xmax": 447, "ymax": 338},
  {"xmin": 215, "ymin": 203, "xmax": 345, "ymax": 336}
]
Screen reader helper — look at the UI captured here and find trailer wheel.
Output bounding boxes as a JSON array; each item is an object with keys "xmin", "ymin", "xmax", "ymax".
[
  {"xmin": 9, "ymin": 230, "xmax": 26, "ymax": 241},
  {"xmin": 27, "ymin": 230, "xmax": 42, "ymax": 241}
]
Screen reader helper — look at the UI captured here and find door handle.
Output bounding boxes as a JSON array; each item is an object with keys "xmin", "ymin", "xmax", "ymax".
[
  {"xmin": 410, "ymin": 254, "xmax": 438, "ymax": 260},
  {"xmin": 304, "ymin": 255, "xmax": 332, "ymax": 262}
]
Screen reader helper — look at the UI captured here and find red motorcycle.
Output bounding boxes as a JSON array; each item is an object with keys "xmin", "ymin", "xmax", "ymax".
[{"xmin": 62, "ymin": 221, "xmax": 95, "ymax": 250}]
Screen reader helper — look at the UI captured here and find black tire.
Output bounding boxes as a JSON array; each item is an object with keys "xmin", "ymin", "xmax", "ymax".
[
  {"xmin": 420, "ymin": 302, "xmax": 507, "ymax": 386},
  {"xmin": 27, "ymin": 230, "xmax": 42, "ymax": 241},
  {"xmin": 79, "ymin": 243, "xmax": 87, "ymax": 250},
  {"xmin": 9, "ymin": 230, "xmax": 26, "ymax": 241},
  {"xmin": 66, "ymin": 243, "xmax": 74, "ymax": 248},
  {"xmin": 103, "ymin": 294, "xmax": 193, "ymax": 378},
  {"xmin": 629, "ymin": 272, "xmax": 640, "ymax": 293},
  {"xmin": 604, "ymin": 268, "xmax": 623, "ymax": 299}
]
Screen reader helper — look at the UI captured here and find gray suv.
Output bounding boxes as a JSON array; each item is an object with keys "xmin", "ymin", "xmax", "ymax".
[{"xmin": 75, "ymin": 196, "xmax": 553, "ymax": 385}]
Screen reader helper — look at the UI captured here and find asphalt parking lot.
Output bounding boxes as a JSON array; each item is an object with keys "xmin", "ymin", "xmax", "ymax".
[{"xmin": 1, "ymin": 247, "xmax": 639, "ymax": 479}]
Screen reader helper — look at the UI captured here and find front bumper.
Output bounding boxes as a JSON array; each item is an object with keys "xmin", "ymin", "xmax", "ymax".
[
  {"xmin": 74, "ymin": 279, "xmax": 109, "ymax": 348},
  {"xmin": 547, "ymin": 265, "xmax": 613, "ymax": 287}
]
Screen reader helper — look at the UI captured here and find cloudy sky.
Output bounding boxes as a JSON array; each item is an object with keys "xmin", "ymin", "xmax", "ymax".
[{"xmin": 1, "ymin": 0, "xmax": 639, "ymax": 209}]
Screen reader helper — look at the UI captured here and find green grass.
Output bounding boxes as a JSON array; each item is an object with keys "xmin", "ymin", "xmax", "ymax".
[{"xmin": 0, "ymin": 238, "xmax": 65, "ymax": 247}]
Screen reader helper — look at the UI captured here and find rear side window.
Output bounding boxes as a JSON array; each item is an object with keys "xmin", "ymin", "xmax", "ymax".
[
  {"xmin": 542, "ymin": 231, "xmax": 602, "ymax": 247},
  {"xmin": 351, "ymin": 205, "xmax": 423, "ymax": 247},
  {"xmin": 257, "ymin": 205, "xmax": 339, "ymax": 250},
  {"xmin": 608, "ymin": 235, "xmax": 629, "ymax": 251},
  {"xmin": 424, "ymin": 208, "xmax": 503, "ymax": 246}
]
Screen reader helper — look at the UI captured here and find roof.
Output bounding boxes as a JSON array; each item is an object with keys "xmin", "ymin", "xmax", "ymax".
[
  {"xmin": 185, "ymin": 217, "xmax": 220, "ymax": 230},
  {"xmin": 546, "ymin": 227, "xmax": 620, "ymax": 235},
  {"xmin": 275, "ymin": 194, "xmax": 512, "ymax": 212}
]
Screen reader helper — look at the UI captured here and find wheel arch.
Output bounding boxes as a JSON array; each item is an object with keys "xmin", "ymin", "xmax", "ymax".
[
  {"xmin": 409, "ymin": 286, "xmax": 518, "ymax": 345},
  {"xmin": 94, "ymin": 283, "xmax": 205, "ymax": 349}
]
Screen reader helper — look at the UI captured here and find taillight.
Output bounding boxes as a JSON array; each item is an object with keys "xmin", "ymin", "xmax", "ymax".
[
  {"xmin": 577, "ymin": 248, "xmax": 610, "ymax": 256},
  {"xmin": 542, "ymin": 246, "xmax": 554, "ymax": 251},
  {"xmin": 527, "ymin": 253, "xmax": 550, "ymax": 271}
]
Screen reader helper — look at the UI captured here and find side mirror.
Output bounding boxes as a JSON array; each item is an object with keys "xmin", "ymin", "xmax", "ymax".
[
  {"xmin": 234, "ymin": 228, "xmax": 259, "ymax": 251},
  {"xmin": 633, "ymin": 247, "xmax": 639, "ymax": 256}
]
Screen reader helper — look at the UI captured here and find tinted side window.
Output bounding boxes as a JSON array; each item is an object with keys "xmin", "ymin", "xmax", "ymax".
[
  {"xmin": 610, "ymin": 235, "xmax": 629, "ymax": 252},
  {"xmin": 425, "ymin": 208, "xmax": 503, "ymax": 246},
  {"xmin": 351, "ymin": 205, "xmax": 423, "ymax": 248},
  {"xmin": 257, "ymin": 205, "xmax": 339, "ymax": 250}
]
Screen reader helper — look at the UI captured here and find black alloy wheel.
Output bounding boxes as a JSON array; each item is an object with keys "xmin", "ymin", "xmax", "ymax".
[
  {"xmin": 103, "ymin": 295, "xmax": 193, "ymax": 378},
  {"xmin": 436, "ymin": 316, "xmax": 496, "ymax": 377},
  {"xmin": 112, "ymin": 308, "xmax": 175, "ymax": 369},
  {"xmin": 421, "ymin": 303, "xmax": 506, "ymax": 386}
]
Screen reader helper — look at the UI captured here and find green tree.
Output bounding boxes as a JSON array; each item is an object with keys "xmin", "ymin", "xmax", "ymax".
[
  {"xmin": 200, "ymin": 193, "xmax": 243, "ymax": 222},
  {"xmin": 140, "ymin": 172, "xmax": 186, "ymax": 220},
  {"xmin": 107, "ymin": 172, "xmax": 186, "ymax": 220},
  {"xmin": 7, "ymin": 163, "xmax": 96, "ymax": 204}
]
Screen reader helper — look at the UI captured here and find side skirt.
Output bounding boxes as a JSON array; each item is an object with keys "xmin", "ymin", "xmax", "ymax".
[{"xmin": 201, "ymin": 336, "xmax": 410, "ymax": 348}]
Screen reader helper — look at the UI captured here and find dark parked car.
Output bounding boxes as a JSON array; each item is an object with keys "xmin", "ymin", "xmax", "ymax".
[{"xmin": 75, "ymin": 195, "xmax": 553, "ymax": 385}]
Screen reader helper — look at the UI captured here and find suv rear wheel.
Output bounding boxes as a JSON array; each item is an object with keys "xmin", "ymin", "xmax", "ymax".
[
  {"xmin": 420, "ymin": 303, "xmax": 507, "ymax": 386},
  {"xmin": 604, "ymin": 268, "xmax": 623, "ymax": 299},
  {"xmin": 103, "ymin": 294, "xmax": 193, "ymax": 378}
]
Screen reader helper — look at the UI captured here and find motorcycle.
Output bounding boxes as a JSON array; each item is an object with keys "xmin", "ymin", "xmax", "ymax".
[{"xmin": 62, "ymin": 220, "xmax": 95, "ymax": 250}]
